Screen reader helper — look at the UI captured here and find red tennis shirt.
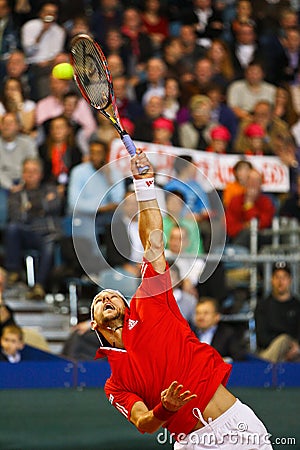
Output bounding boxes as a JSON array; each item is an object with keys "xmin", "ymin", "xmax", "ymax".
[{"xmin": 95, "ymin": 260, "xmax": 231, "ymax": 437}]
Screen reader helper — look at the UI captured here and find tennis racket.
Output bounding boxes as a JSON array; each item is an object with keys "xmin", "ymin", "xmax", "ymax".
[{"xmin": 70, "ymin": 33, "xmax": 149, "ymax": 174}]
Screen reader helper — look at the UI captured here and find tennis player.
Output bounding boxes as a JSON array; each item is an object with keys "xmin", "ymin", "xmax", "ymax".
[{"xmin": 91, "ymin": 150, "xmax": 273, "ymax": 449}]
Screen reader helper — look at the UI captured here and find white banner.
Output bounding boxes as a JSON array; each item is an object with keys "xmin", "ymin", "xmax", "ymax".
[{"xmin": 110, "ymin": 139, "xmax": 290, "ymax": 193}]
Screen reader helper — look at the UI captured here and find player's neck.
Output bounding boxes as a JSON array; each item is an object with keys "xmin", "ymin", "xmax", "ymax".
[{"xmin": 102, "ymin": 323, "xmax": 125, "ymax": 349}]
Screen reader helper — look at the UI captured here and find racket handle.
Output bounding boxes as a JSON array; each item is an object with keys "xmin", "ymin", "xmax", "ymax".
[{"xmin": 122, "ymin": 134, "xmax": 150, "ymax": 175}]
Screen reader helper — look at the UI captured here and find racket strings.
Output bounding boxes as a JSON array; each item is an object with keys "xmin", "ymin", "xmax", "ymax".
[{"xmin": 71, "ymin": 40, "xmax": 110, "ymax": 109}]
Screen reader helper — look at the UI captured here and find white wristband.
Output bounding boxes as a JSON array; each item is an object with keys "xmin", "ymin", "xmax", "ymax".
[{"xmin": 133, "ymin": 177, "xmax": 156, "ymax": 201}]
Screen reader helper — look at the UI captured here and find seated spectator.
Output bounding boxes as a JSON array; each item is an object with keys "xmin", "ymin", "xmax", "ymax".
[
  {"xmin": 163, "ymin": 190, "xmax": 203, "ymax": 255},
  {"xmin": 103, "ymin": 27, "xmax": 129, "ymax": 73},
  {"xmin": 280, "ymin": 174, "xmax": 300, "ymax": 222},
  {"xmin": 67, "ymin": 137, "xmax": 125, "ymax": 274},
  {"xmin": 61, "ymin": 92, "xmax": 89, "ymax": 156},
  {"xmin": 162, "ymin": 76, "xmax": 181, "ymax": 121},
  {"xmin": 227, "ymin": 61, "xmax": 276, "ymax": 121},
  {"xmin": 90, "ymin": 0, "xmax": 123, "ymax": 50},
  {"xmin": 206, "ymin": 124, "xmax": 231, "ymax": 153},
  {"xmin": 169, "ymin": 263, "xmax": 198, "ymax": 326},
  {"xmin": 194, "ymin": 56, "xmax": 228, "ymax": 94},
  {"xmin": 206, "ymin": 38, "xmax": 235, "ymax": 86},
  {"xmin": 64, "ymin": 15, "xmax": 91, "ymax": 52},
  {"xmin": 4, "ymin": 157, "xmax": 63, "ymax": 300},
  {"xmin": 225, "ymin": 168, "xmax": 275, "ymax": 249},
  {"xmin": 192, "ymin": 297, "xmax": 246, "ymax": 361},
  {"xmin": 4, "ymin": 50, "xmax": 31, "ymax": 98},
  {"xmin": 255, "ymin": 262, "xmax": 300, "ymax": 363},
  {"xmin": 0, "ymin": 324, "xmax": 24, "ymax": 363},
  {"xmin": 113, "ymin": 75, "xmax": 143, "ymax": 122},
  {"xmin": 121, "ymin": 6, "xmax": 155, "ymax": 82},
  {"xmin": 229, "ymin": 22, "xmax": 264, "ymax": 80},
  {"xmin": 133, "ymin": 94, "xmax": 164, "ymax": 142},
  {"xmin": 21, "ymin": 1, "xmax": 66, "ymax": 100},
  {"xmin": 0, "ymin": 77, "xmax": 36, "ymax": 136},
  {"xmin": 93, "ymin": 111, "xmax": 119, "ymax": 148},
  {"xmin": 230, "ymin": 0, "xmax": 255, "ymax": 43},
  {"xmin": 206, "ymin": 83, "xmax": 238, "ymax": 147},
  {"xmin": 38, "ymin": 115, "xmax": 82, "ymax": 189},
  {"xmin": 0, "ymin": 112, "xmax": 37, "ymax": 226},
  {"xmin": 178, "ymin": 95, "xmax": 217, "ymax": 150},
  {"xmin": 161, "ymin": 36, "xmax": 185, "ymax": 80},
  {"xmin": 273, "ymin": 86, "xmax": 298, "ymax": 128},
  {"xmin": 0, "ymin": 0, "xmax": 20, "ymax": 80},
  {"xmin": 223, "ymin": 159, "xmax": 252, "ymax": 208},
  {"xmin": 140, "ymin": 0, "xmax": 169, "ymax": 52},
  {"xmin": 35, "ymin": 75, "xmax": 96, "ymax": 146},
  {"xmin": 243, "ymin": 122, "xmax": 265, "ymax": 155},
  {"xmin": 177, "ymin": 24, "xmax": 206, "ymax": 79},
  {"xmin": 135, "ymin": 57, "xmax": 166, "ymax": 105},
  {"xmin": 165, "ymin": 224, "xmax": 204, "ymax": 296},
  {"xmin": 234, "ymin": 100, "xmax": 289, "ymax": 155},
  {"xmin": 152, "ymin": 117, "xmax": 175, "ymax": 146}
]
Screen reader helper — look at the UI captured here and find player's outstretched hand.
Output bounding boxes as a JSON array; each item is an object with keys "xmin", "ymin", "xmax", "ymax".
[
  {"xmin": 131, "ymin": 148, "xmax": 154, "ymax": 179},
  {"xmin": 160, "ymin": 381, "xmax": 197, "ymax": 412}
]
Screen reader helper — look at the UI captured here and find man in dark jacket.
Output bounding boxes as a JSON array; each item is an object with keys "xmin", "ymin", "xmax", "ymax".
[{"xmin": 255, "ymin": 261, "xmax": 300, "ymax": 362}]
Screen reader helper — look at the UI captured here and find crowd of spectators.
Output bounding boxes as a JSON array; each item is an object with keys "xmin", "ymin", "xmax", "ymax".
[{"xmin": 0, "ymin": 0, "xmax": 300, "ymax": 358}]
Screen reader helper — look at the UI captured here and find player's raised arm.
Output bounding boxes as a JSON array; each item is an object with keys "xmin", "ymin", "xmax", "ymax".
[{"xmin": 131, "ymin": 149, "xmax": 166, "ymax": 273}]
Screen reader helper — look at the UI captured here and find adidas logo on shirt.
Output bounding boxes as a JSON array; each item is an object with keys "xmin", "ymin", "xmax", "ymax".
[{"xmin": 128, "ymin": 319, "xmax": 138, "ymax": 330}]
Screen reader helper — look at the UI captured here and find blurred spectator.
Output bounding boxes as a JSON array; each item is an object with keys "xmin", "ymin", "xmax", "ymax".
[
  {"xmin": 230, "ymin": 0, "xmax": 254, "ymax": 42},
  {"xmin": 67, "ymin": 136, "xmax": 125, "ymax": 238},
  {"xmin": 227, "ymin": 61, "xmax": 276, "ymax": 121},
  {"xmin": 273, "ymin": 135, "xmax": 300, "ymax": 196},
  {"xmin": 0, "ymin": 77, "xmax": 36, "ymax": 135},
  {"xmin": 64, "ymin": 15, "xmax": 91, "ymax": 52},
  {"xmin": 223, "ymin": 159, "xmax": 252, "ymax": 209},
  {"xmin": 104, "ymin": 190, "xmax": 144, "ymax": 267},
  {"xmin": 234, "ymin": 100, "xmax": 289, "ymax": 154},
  {"xmin": 133, "ymin": 94, "xmax": 164, "ymax": 142},
  {"xmin": 169, "ymin": 263, "xmax": 198, "ymax": 326},
  {"xmin": 206, "ymin": 83, "xmax": 238, "ymax": 147},
  {"xmin": 21, "ymin": 1, "xmax": 66, "ymax": 100},
  {"xmin": 252, "ymin": 2, "xmax": 293, "ymax": 45},
  {"xmin": 90, "ymin": 0, "xmax": 123, "ymax": 47},
  {"xmin": 103, "ymin": 27, "xmax": 128, "ymax": 73},
  {"xmin": 192, "ymin": 297, "xmax": 246, "ymax": 360},
  {"xmin": 194, "ymin": 56, "xmax": 226, "ymax": 93},
  {"xmin": 140, "ymin": 0, "xmax": 169, "ymax": 52},
  {"xmin": 163, "ymin": 190, "xmax": 203, "ymax": 255},
  {"xmin": 162, "ymin": 76, "xmax": 181, "ymax": 121},
  {"xmin": 255, "ymin": 261, "xmax": 300, "ymax": 363},
  {"xmin": 165, "ymin": 224, "xmax": 204, "ymax": 296},
  {"xmin": 0, "ymin": 324, "xmax": 24, "ymax": 362},
  {"xmin": 152, "ymin": 117, "xmax": 175, "ymax": 146},
  {"xmin": 265, "ymin": 25, "xmax": 300, "ymax": 86},
  {"xmin": 273, "ymin": 85, "xmax": 298, "ymax": 127},
  {"xmin": 61, "ymin": 91, "xmax": 89, "ymax": 156},
  {"xmin": 178, "ymin": 94, "xmax": 216, "ymax": 150},
  {"xmin": 206, "ymin": 124, "xmax": 231, "ymax": 153},
  {"xmin": 243, "ymin": 122, "xmax": 265, "ymax": 156},
  {"xmin": 121, "ymin": 6, "xmax": 155, "ymax": 82},
  {"xmin": 229, "ymin": 21, "xmax": 264, "ymax": 80},
  {"xmin": 135, "ymin": 56, "xmax": 166, "ymax": 104},
  {"xmin": 93, "ymin": 111, "xmax": 119, "ymax": 147},
  {"xmin": 225, "ymin": 168, "xmax": 275, "ymax": 249},
  {"xmin": 178, "ymin": 24, "xmax": 206, "ymax": 78},
  {"xmin": 0, "ymin": 0, "xmax": 20, "ymax": 80},
  {"xmin": 4, "ymin": 50, "xmax": 31, "ymax": 98},
  {"xmin": 206, "ymin": 38, "xmax": 235, "ymax": 85},
  {"xmin": 4, "ymin": 157, "xmax": 63, "ymax": 299},
  {"xmin": 0, "ymin": 268, "xmax": 15, "ymax": 336},
  {"xmin": 0, "ymin": 112, "xmax": 37, "ymax": 192},
  {"xmin": 183, "ymin": 0, "xmax": 224, "ymax": 48},
  {"xmin": 35, "ymin": 75, "xmax": 97, "ymax": 144},
  {"xmin": 161, "ymin": 36, "xmax": 185, "ymax": 79},
  {"xmin": 38, "ymin": 115, "xmax": 82, "ymax": 189},
  {"xmin": 164, "ymin": 154, "xmax": 212, "ymax": 229},
  {"xmin": 111, "ymin": 76, "xmax": 142, "ymax": 121},
  {"xmin": 106, "ymin": 53, "xmax": 126, "ymax": 78},
  {"xmin": 280, "ymin": 173, "xmax": 300, "ymax": 222}
]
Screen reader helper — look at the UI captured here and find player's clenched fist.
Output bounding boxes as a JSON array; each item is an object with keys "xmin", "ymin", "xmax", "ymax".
[{"xmin": 131, "ymin": 149, "xmax": 154, "ymax": 179}]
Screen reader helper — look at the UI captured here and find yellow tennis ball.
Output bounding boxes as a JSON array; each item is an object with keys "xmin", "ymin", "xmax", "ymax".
[{"xmin": 52, "ymin": 62, "xmax": 74, "ymax": 80}]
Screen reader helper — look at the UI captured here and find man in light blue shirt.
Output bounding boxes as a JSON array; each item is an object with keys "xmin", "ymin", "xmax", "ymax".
[{"xmin": 67, "ymin": 137, "xmax": 125, "ymax": 273}]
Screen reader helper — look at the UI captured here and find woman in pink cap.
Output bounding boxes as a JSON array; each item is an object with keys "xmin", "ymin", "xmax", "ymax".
[{"xmin": 206, "ymin": 125, "xmax": 231, "ymax": 154}]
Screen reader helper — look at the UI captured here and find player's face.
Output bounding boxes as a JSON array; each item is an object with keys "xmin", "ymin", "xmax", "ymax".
[{"xmin": 91, "ymin": 291, "xmax": 126, "ymax": 328}]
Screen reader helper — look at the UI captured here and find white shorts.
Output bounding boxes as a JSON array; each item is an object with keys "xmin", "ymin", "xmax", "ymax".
[{"xmin": 174, "ymin": 399, "xmax": 273, "ymax": 450}]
